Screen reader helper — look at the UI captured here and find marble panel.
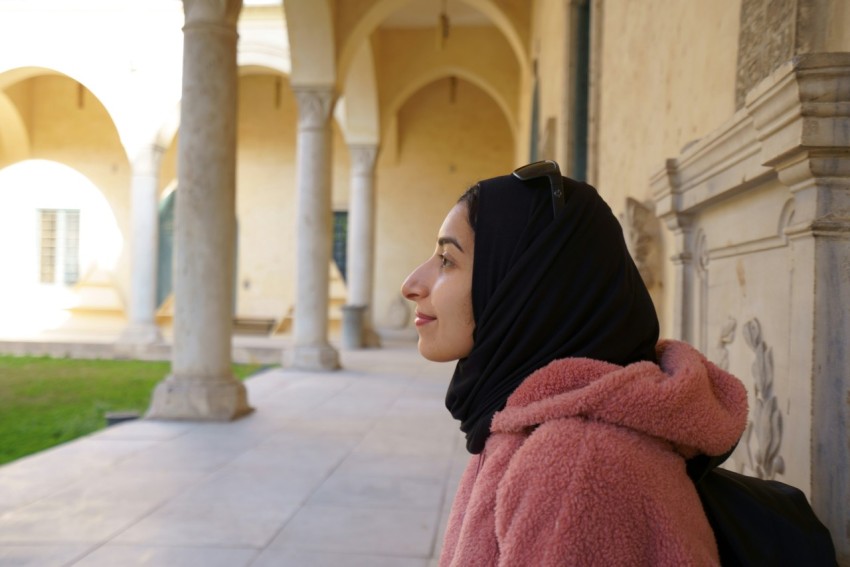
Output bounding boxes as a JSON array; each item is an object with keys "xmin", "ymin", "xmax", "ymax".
[
  {"xmin": 308, "ymin": 472, "xmax": 443, "ymax": 509},
  {"xmin": 252, "ymin": 549, "xmax": 428, "ymax": 567},
  {"xmin": 267, "ymin": 505, "xmax": 438, "ymax": 557},
  {"xmin": 73, "ymin": 544, "xmax": 257, "ymax": 567},
  {"xmin": 0, "ymin": 544, "xmax": 93, "ymax": 567}
]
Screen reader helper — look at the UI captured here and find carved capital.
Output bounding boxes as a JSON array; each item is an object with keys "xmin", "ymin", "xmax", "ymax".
[
  {"xmin": 650, "ymin": 158, "xmax": 680, "ymax": 220},
  {"xmin": 747, "ymin": 53, "xmax": 850, "ymax": 169},
  {"xmin": 292, "ymin": 86, "xmax": 335, "ymax": 131},
  {"xmin": 349, "ymin": 144, "xmax": 379, "ymax": 176},
  {"xmin": 183, "ymin": 0, "xmax": 243, "ymax": 27},
  {"xmin": 131, "ymin": 144, "xmax": 166, "ymax": 177},
  {"xmin": 771, "ymin": 149, "xmax": 850, "ymax": 237}
]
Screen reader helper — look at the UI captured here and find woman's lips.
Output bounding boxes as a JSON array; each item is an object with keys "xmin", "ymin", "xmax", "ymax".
[{"xmin": 415, "ymin": 311, "xmax": 436, "ymax": 326}]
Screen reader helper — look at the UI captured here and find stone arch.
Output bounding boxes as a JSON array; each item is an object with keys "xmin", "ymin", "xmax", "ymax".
[
  {"xmin": 461, "ymin": 0, "xmax": 529, "ymax": 75},
  {"xmin": 238, "ymin": 40, "xmax": 291, "ymax": 77},
  {"xmin": 283, "ymin": 0, "xmax": 335, "ymax": 86},
  {"xmin": 0, "ymin": 66, "xmax": 124, "ymax": 148},
  {"xmin": 0, "ymin": 65, "xmax": 135, "ymax": 179},
  {"xmin": 339, "ymin": 41, "xmax": 380, "ymax": 145},
  {"xmin": 0, "ymin": 159, "xmax": 126, "ymax": 333},
  {"xmin": 0, "ymin": 91, "xmax": 29, "ymax": 165},
  {"xmin": 388, "ymin": 66, "xmax": 517, "ymax": 138},
  {"xmin": 154, "ymin": 102, "xmax": 181, "ymax": 153},
  {"xmin": 338, "ymin": 0, "xmax": 530, "ymax": 85},
  {"xmin": 0, "ymin": 160, "xmax": 123, "ymax": 296}
]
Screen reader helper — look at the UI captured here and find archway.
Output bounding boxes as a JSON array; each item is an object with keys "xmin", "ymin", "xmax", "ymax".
[{"xmin": 0, "ymin": 160, "xmax": 123, "ymax": 336}]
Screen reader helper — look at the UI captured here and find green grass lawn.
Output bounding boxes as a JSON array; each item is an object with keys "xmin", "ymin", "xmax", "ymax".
[{"xmin": 0, "ymin": 356, "xmax": 265, "ymax": 467}]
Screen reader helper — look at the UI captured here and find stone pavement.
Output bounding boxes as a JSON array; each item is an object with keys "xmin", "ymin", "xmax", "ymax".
[{"xmin": 0, "ymin": 344, "xmax": 468, "ymax": 566}]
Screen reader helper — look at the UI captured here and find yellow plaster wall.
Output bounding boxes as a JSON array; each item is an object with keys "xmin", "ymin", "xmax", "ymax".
[
  {"xmin": 594, "ymin": 0, "xmax": 740, "ymax": 337},
  {"xmin": 235, "ymin": 73, "xmax": 298, "ymax": 319},
  {"xmin": 373, "ymin": 77, "xmax": 513, "ymax": 328},
  {"xmin": 335, "ymin": 0, "xmax": 377, "ymax": 53},
  {"xmin": 489, "ymin": 0, "xmax": 532, "ymax": 48},
  {"xmin": 596, "ymin": 0, "xmax": 740, "ymax": 211},
  {"xmin": 528, "ymin": 0, "xmax": 569, "ymax": 167},
  {"xmin": 234, "ymin": 73, "xmax": 350, "ymax": 320},
  {"xmin": 13, "ymin": 74, "xmax": 131, "ymax": 304},
  {"xmin": 331, "ymin": 120, "xmax": 351, "ymax": 211},
  {"xmin": 809, "ymin": 0, "xmax": 850, "ymax": 52},
  {"xmin": 3, "ymin": 81, "xmax": 32, "ymax": 135},
  {"xmin": 375, "ymin": 26, "xmax": 519, "ymax": 128}
]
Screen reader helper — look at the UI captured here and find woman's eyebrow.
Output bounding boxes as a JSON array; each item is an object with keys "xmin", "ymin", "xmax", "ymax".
[{"xmin": 437, "ymin": 236, "xmax": 464, "ymax": 253}]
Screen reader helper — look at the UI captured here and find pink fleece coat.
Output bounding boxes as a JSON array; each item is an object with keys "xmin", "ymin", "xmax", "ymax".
[{"xmin": 439, "ymin": 340, "xmax": 748, "ymax": 567}]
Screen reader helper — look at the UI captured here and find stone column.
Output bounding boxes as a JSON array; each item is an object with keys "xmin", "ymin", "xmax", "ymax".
[
  {"xmin": 342, "ymin": 143, "xmax": 380, "ymax": 348},
  {"xmin": 148, "ymin": 0, "xmax": 251, "ymax": 420},
  {"xmin": 746, "ymin": 53, "xmax": 850, "ymax": 563},
  {"xmin": 286, "ymin": 86, "xmax": 340, "ymax": 369},
  {"xmin": 651, "ymin": 160, "xmax": 694, "ymax": 343},
  {"xmin": 118, "ymin": 144, "xmax": 164, "ymax": 347},
  {"xmin": 779, "ymin": 155, "xmax": 850, "ymax": 565}
]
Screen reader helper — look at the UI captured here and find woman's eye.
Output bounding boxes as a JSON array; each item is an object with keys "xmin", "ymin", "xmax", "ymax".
[{"xmin": 439, "ymin": 253, "xmax": 452, "ymax": 268}]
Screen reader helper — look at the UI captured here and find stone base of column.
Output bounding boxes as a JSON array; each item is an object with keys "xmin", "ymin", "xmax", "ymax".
[
  {"xmin": 117, "ymin": 322, "xmax": 163, "ymax": 346},
  {"xmin": 146, "ymin": 374, "xmax": 254, "ymax": 420},
  {"xmin": 341, "ymin": 305, "xmax": 382, "ymax": 349},
  {"xmin": 285, "ymin": 343, "xmax": 340, "ymax": 370}
]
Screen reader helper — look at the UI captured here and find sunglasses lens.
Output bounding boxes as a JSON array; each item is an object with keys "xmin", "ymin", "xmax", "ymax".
[{"xmin": 513, "ymin": 160, "xmax": 557, "ymax": 181}]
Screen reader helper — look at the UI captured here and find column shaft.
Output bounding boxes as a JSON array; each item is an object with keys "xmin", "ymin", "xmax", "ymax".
[
  {"xmin": 148, "ymin": 0, "xmax": 251, "ymax": 420},
  {"xmin": 119, "ymin": 146, "xmax": 164, "ymax": 346},
  {"xmin": 287, "ymin": 86, "xmax": 340, "ymax": 369},
  {"xmin": 342, "ymin": 144, "xmax": 380, "ymax": 348}
]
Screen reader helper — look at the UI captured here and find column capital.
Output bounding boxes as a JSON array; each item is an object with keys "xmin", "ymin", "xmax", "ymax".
[
  {"xmin": 292, "ymin": 86, "xmax": 336, "ymax": 131},
  {"xmin": 183, "ymin": 0, "xmax": 243, "ymax": 26},
  {"xmin": 131, "ymin": 144, "xmax": 166, "ymax": 176},
  {"xmin": 746, "ymin": 53, "xmax": 850, "ymax": 169},
  {"xmin": 349, "ymin": 144, "xmax": 379, "ymax": 175}
]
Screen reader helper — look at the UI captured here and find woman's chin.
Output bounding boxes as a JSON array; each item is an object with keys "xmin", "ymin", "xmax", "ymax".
[{"xmin": 417, "ymin": 341, "xmax": 468, "ymax": 363}]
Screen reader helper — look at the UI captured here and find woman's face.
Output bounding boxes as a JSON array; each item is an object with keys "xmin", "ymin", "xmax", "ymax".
[{"xmin": 401, "ymin": 203, "xmax": 475, "ymax": 362}]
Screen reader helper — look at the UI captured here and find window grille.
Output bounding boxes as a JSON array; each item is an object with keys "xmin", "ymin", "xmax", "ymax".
[
  {"xmin": 332, "ymin": 211, "xmax": 348, "ymax": 282},
  {"xmin": 38, "ymin": 209, "xmax": 80, "ymax": 286}
]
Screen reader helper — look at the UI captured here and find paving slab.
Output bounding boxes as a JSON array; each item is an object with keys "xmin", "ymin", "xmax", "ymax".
[{"xmin": 0, "ymin": 343, "xmax": 470, "ymax": 565}]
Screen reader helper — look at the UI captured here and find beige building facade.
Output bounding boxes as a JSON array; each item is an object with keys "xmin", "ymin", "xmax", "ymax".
[{"xmin": 0, "ymin": 0, "xmax": 848, "ymax": 561}]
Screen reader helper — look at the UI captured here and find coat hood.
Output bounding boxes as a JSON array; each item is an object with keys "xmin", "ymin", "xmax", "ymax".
[{"xmin": 491, "ymin": 340, "xmax": 748, "ymax": 458}]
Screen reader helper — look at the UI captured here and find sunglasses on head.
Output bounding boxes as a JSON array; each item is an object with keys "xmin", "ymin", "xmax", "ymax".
[{"xmin": 512, "ymin": 160, "xmax": 565, "ymax": 218}]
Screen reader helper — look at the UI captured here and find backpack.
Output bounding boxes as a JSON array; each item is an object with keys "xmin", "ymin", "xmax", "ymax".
[{"xmin": 694, "ymin": 467, "xmax": 838, "ymax": 566}]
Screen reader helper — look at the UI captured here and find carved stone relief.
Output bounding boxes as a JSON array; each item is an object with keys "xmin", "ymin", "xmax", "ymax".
[
  {"xmin": 622, "ymin": 198, "xmax": 661, "ymax": 290},
  {"xmin": 714, "ymin": 317, "xmax": 736, "ymax": 372},
  {"xmin": 735, "ymin": 0, "xmax": 796, "ymax": 108},
  {"xmin": 739, "ymin": 318, "xmax": 785, "ymax": 480},
  {"xmin": 716, "ymin": 316, "xmax": 785, "ymax": 480},
  {"xmin": 694, "ymin": 230, "xmax": 709, "ymax": 353}
]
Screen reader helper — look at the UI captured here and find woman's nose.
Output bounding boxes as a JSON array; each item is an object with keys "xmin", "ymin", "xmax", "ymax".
[{"xmin": 401, "ymin": 263, "xmax": 429, "ymax": 300}]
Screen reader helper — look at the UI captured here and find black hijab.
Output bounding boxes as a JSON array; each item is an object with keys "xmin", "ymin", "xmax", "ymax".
[{"xmin": 446, "ymin": 173, "xmax": 659, "ymax": 454}]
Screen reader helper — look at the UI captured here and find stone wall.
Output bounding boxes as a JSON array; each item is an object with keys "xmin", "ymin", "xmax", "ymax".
[
  {"xmin": 735, "ymin": 0, "xmax": 796, "ymax": 108},
  {"xmin": 653, "ymin": 54, "xmax": 850, "ymax": 564},
  {"xmin": 591, "ymin": 0, "xmax": 741, "ymax": 335}
]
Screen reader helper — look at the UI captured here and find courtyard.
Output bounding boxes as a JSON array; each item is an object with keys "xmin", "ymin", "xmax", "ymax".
[{"xmin": 0, "ymin": 344, "xmax": 464, "ymax": 566}]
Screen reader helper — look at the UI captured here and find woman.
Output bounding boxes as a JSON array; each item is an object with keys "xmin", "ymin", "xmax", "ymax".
[{"xmin": 401, "ymin": 162, "xmax": 748, "ymax": 566}]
